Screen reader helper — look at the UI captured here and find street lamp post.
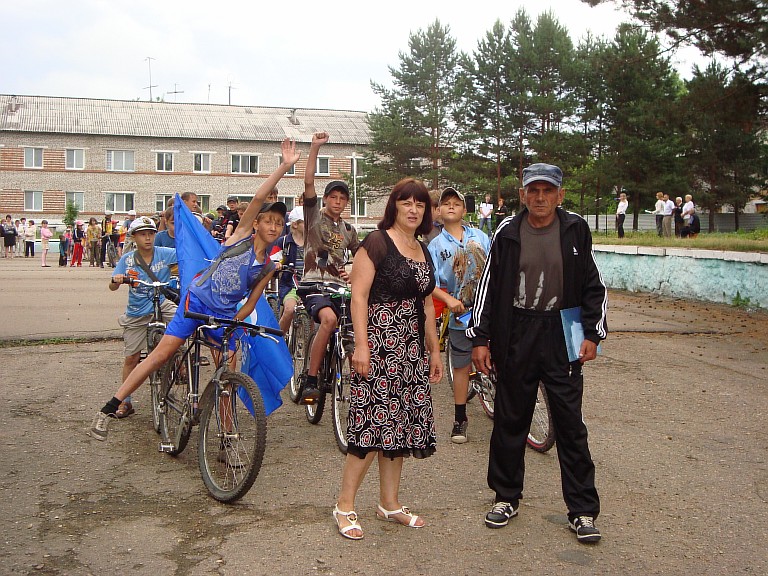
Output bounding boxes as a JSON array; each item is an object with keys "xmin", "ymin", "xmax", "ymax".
[{"xmin": 352, "ymin": 153, "xmax": 359, "ymax": 228}]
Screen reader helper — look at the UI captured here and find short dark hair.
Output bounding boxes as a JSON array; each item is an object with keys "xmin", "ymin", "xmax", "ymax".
[{"xmin": 378, "ymin": 178, "xmax": 432, "ymax": 237}]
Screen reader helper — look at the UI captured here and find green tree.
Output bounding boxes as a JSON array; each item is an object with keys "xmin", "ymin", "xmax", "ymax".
[
  {"xmin": 64, "ymin": 201, "xmax": 79, "ymax": 228},
  {"xmin": 582, "ymin": 0, "xmax": 768, "ymax": 80},
  {"xmin": 366, "ymin": 20, "xmax": 465, "ymax": 192}
]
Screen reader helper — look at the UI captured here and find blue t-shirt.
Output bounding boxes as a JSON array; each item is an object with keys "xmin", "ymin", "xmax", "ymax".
[
  {"xmin": 189, "ymin": 236, "xmax": 271, "ymax": 318},
  {"xmin": 154, "ymin": 230, "xmax": 176, "ymax": 248},
  {"xmin": 428, "ymin": 225, "xmax": 490, "ymax": 329},
  {"xmin": 114, "ymin": 247, "xmax": 178, "ymax": 317}
]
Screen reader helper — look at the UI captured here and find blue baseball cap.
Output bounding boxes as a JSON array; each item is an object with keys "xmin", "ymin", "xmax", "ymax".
[{"xmin": 522, "ymin": 163, "xmax": 563, "ymax": 188}]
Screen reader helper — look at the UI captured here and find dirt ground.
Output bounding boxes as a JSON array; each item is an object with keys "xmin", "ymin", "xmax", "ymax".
[{"xmin": 0, "ymin": 257, "xmax": 766, "ymax": 575}]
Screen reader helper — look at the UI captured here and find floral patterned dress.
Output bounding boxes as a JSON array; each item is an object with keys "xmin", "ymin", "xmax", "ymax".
[{"xmin": 347, "ymin": 230, "xmax": 437, "ymax": 459}]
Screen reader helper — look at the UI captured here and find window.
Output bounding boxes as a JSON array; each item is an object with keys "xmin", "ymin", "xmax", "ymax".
[
  {"xmin": 24, "ymin": 190, "xmax": 43, "ymax": 211},
  {"xmin": 106, "ymin": 150, "xmax": 135, "ymax": 172},
  {"xmin": 278, "ymin": 195, "xmax": 295, "ymax": 211},
  {"xmin": 193, "ymin": 153, "xmax": 211, "ymax": 173},
  {"xmin": 156, "ymin": 194, "xmax": 174, "ymax": 212},
  {"xmin": 316, "ymin": 156, "xmax": 330, "ymax": 176},
  {"xmin": 24, "ymin": 147, "xmax": 43, "ymax": 168},
  {"xmin": 66, "ymin": 149, "xmax": 84, "ymax": 170},
  {"xmin": 350, "ymin": 196, "xmax": 368, "ymax": 217},
  {"xmin": 231, "ymin": 154, "xmax": 259, "ymax": 174},
  {"xmin": 105, "ymin": 192, "xmax": 135, "ymax": 213},
  {"xmin": 66, "ymin": 191, "xmax": 85, "ymax": 211},
  {"xmin": 197, "ymin": 195, "xmax": 210, "ymax": 213},
  {"xmin": 279, "ymin": 155, "xmax": 295, "ymax": 176},
  {"xmin": 156, "ymin": 152, "xmax": 174, "ymax": 172}
]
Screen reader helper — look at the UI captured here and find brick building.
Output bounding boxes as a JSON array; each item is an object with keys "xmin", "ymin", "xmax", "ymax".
[{"xmin": 0, "ymin": 94, "xmax": 375, "ymax": 230}]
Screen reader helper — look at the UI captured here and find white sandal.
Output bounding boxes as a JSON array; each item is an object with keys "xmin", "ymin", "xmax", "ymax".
[
  {"xmin": 376, "ymin": 504, "xmax": 424, "ymax": 528},
  {"xmin": 333, "ymin": 505, "xmax": 364, "ymax": 540}
]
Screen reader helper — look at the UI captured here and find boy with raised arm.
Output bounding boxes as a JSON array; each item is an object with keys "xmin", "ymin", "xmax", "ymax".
[
  {"xmin": 298, "ymin": 132, "xmax": 359, "ymax": 404},
  {"xmin": 89, "ymin": 139, "xmax": 301, "ymax": 440}
]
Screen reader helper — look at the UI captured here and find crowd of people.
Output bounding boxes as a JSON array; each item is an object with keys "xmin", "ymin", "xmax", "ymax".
[{"xmin": 79, "ymin": 133, "xmax": 608, "ymax": 547}]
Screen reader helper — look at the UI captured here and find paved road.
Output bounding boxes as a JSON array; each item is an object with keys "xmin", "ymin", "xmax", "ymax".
[{"xmin": 1, "ymin": 256, "xmax": 766, "ymax": 575}]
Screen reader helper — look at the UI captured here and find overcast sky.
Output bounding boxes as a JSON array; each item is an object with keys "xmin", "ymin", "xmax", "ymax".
[{"xmin": 3, "ymin": 0, "xmax": 708, "ymax": 112}]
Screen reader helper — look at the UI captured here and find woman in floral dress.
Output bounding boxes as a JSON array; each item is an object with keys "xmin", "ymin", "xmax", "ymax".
[{"xmin": 333, "ymin": 178, "xmax": 442, "ymax": 540}]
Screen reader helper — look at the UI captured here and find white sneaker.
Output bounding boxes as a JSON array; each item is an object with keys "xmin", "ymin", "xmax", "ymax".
[{"xmin": 88, "ymin": 411, "xmax": 111, "ymax": 441}]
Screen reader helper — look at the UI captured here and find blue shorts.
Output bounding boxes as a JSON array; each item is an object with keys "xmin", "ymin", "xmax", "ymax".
[{"xmin": 164, "ymin": 292, "xmax": 237, "ymax": 350}]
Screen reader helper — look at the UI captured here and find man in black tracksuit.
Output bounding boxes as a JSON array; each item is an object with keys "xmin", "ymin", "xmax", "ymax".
[{"xmin": 468, "ymin": 163, "xmax": 608, "ymax": 543}]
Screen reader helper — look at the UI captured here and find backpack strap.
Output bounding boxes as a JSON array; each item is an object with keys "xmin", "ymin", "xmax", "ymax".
[
  {"xmin": 194, "ymin": 235, "xmax": 254, "ymax": 287},
  {"xmin": 133, "ymin": 251, "xmax": 160, "ymax": 282}
]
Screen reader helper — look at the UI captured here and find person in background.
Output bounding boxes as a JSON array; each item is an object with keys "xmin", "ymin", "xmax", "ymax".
[
  {"xmin": 673, "ymin": 197, "xmax": 684, "ymax": 237},
  {"xmin": 24, "ymin": 220, "xmax": 37, "ymax": 258},
  {"xmin": 40, "ymin": 220, "xmax": 53, "ymax": 267},
  {"xmin": 334, "ymin": 177, "xmax": 441, "ymax": 540},
  {"xmin": 274, "ymin": 206, "xmax": 305, "ymax": 333},
  {"xmin": 154, "ymin": 206, "xmax": 176, "ymax": 248},
  {"xmin": 2, "ymin": 215, "xmax": 17, "ymax": 258},
  {"xmin": 70, "ymin": 220, "xmax": 86, "ymax": 267},
  {"xmin": 494, "ymin": 196, "xmax": 509, "ymax": 232},
  {"xmin": 615, "ymin": 192, "xmax": 628, "ymax": 238},
  {"xmin": 645, "ymin": 192, "xmax": 665, "ymax": 237},
  {"xmin": 17, "ymin": 218, "xmax": 27, "ymax": 257},
  {"xmin": 428, "ymin": 187, "xmax": 490, "ymax": 444},
  {"xmin": 181, "ymin": 192, "xmax": 212, "ymax": 231},
  {"xmin": 470, "ymin": 162, "xmax": 607, "ymax": 544},
  {"xmin": 211, "ymin": 205, "xmax": 227, "ymax": 242},
  {"xmin": 86, "ymin": 218, "xmax": 101, "ymax": 266},
  {"xmin": 478, "ymin": 193, "xmax": 494, "ymax": 235},
  {"xmin": 59, "ymin": 227, "xmax": 71, "ymax": 266},
  {"xmin": 100, "ymin": 211, "xmax": 117, "ymax": 268},
  {"xmin": 423, "ymin": 189, "xmax": 442, "ymax": 244},
  {"xmin": 119, "ymin": 210, "xmax": 136, "ymax": 256},
  {"xmin": 225, "ymin": 203, "xmax": 249, "ymax": 240},
  {"xmin": 662, "ymin": 193, "xmax": 675, "ymax": 238}
]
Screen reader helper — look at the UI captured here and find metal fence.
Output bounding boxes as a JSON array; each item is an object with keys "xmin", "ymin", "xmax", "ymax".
[{"xmin": 581, "ymin": 212, "xmax": 767, "ymax": 233}]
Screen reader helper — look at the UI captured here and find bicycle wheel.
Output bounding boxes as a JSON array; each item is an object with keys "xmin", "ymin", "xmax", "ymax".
[
  {"xmin": 198, "ymin": 371, "xmax": 267, "ymax": 503},
  {"xmin": 475, "ymin": 371, "xmax": 496, "ymax": 419},
  {"xmin": 304, "ymin": 332, "xmax": 326, "ymax": 425},
  {"xmin": 331, "ymin": 345, "xmax": 353, "ymax": 454},
  {"xmin": 288, "ymin": 311, "xmax": 312, "ymax": 404},
  {"xmin": 527, "ymin": 382, "xmax": 555, "ymax": 453},
  {"xmin": 147, "ymin": 326, "xmax": 165, "ymax": 434},
  {"xmin": 159, "ymin": 348, "xmax": 192, "ymax": 456},
  {"xmin": 106, "ymin": 241, "xmax": 117, "ymax": 267}
]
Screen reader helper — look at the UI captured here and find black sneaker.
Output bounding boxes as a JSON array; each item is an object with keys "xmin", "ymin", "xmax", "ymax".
[
  {"xmin": 569, "ymin": 515, "xmax": 601, "ymax": 543},
  {"xmin": 485, "ymin": 501, "xmax": 518, "ymax": 528},
  {"xmin": 299, "ymin": 378, "xmax": 321, "ymax": 405},
  {"xmin": 450, "ymin": 420, "xmax": 468, "ymax": 444}
]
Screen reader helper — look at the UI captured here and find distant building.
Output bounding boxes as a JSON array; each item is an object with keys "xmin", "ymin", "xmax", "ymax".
[{"xmin": 0, "ymin": 94, "xmax": 376, "ymax": 229}]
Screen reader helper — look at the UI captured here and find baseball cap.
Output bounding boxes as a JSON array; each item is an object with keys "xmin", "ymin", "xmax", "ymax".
[
  {"xmin": 522, "ymin": 163, "xmax": 563, "ymax": 188},
  {"xmin": 259, "ymin": 201, "xmax": 287, "ymax": 218},
  {"xmin": 440, "ymin": 186, "xmax": 465, "ymax": 205},
  {"xmin": 128, "ymin": 216, "xmax": 157, "ymax": 234},
  {"xmin": 216, "ymin": 205, "xmax": 227, "ymax": 212},
  {"xmin": 288, "ymin": 206, "xmax": 304, "ymax": 224},
  {"xmin": 105, "ymin": 210, "xmax": 113, "ymax": 216},
  {"xmin": 127, "ymin": 209, "xmax": 137, "ymax": 216},
  {"xmin": 226, "ymin": 196, "xmax": 239, "ymax": 203},
  {"xmin": 324, "ymin": 180, "xmax": 350, "ymax": 197}
]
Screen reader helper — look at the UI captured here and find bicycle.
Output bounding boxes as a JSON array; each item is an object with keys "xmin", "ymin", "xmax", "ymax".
[
  {"xmin": 101, "ymin": 233, "xmax": 118, "ymax": 268},
  {"xmin": 124, "ymin": 277, "xmax": 177, "ymax": 434},
  {"xmin": 437, "ymin": 304, "xmax": 476, "ymax": 402},
  {"xmin": 278, "ymin": 266, "xmax": 315, "ymax": 404},
  {"xmin": 157, "ymin": 308, "xmax": 282, "ymax": 502},
  {"xmin": 299, "ymin": 282, "xmax": 354, "ymax": 454}
]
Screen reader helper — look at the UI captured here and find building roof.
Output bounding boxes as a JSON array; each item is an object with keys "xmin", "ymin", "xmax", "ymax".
[{"xmin": 0, "ymin": 94, "xmax": 370, "ymax": 145}]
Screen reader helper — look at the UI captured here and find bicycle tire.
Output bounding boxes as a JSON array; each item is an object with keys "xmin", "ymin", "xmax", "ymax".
[
  {"xmin": 147, "ymin": 326, "xmax": 165, "ymax": 434},
  {"xmin": 106, "ymin": 241, "xmax": 117, "ymax": 267},
  {"xmin": 331, "ymin": 345, "xmax": 353, "ymax": 454},
  {"xmin": 527, "ymin": 382, "xmax": 555, "ymax": 453},
  {"xmin": 288, "ymin": 311, "xmax": 313, "ymax": 404},
  {"xmin": 303, "ymin": 332, "xmax": 326, "ymax": 425},
  {"xmin": 159, "ymin": 348, "xmax": 192, "ymax": 456},
  {"xmin": 198, "ymin": 371, "xmax": 267, "ymax": 503},
  {"xmin": 476, "ymin": 371, "xmax": 496, "ymax": 419}
]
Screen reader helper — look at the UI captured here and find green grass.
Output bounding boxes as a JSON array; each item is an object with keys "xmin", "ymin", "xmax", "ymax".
[{"xmin": 592, "ymin": 229, "xmax": 768, "ymax": 252}]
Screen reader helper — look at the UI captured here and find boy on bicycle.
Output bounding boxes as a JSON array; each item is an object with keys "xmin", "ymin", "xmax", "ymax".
[
  {"xmin": 89, "ymin": 139, "xmax": 301, "ymax": 440},
  {"xmin": 297, "ymin": 132, "xmax": 359, "ymax": 405},
  {"xmin": 428, "ymin": 187, "xmax": 490, "ymax": 443},
  {"xmin": 109, "ymin": 216, "xmax": 179, "ymax": 419}
]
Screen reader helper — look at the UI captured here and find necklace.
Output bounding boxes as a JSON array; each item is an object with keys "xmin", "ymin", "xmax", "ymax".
[{"xmin": 391, "ymin": 227, "xmax": 419, "ymax": 251}]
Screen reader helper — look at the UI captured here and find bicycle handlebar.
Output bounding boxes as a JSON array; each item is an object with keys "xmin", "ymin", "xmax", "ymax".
[
  {"xmin": 122, "ymin": 277, "xmax": 171, "ymax": 288},
  {"xmin": 184, "ymin": 310, "xmax": 284, "ymax": 338}
]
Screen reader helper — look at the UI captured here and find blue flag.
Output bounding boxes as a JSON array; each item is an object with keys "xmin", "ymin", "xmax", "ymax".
[{"xmin": 173, "ymin": 195, "xmax": 291, "ymax": 415}]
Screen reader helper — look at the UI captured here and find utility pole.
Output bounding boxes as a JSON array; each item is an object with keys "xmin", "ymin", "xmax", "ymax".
[
  {"xmin": 228, "ymin": 82, "xmax": 236, "ymax": 105},
  {"xmin": 144, "ymin": 57, "xmax": 158, "ymax": 101},
  {"xmin": 168, "ymin": 83, "xmax": 184, "ymax": 101}
]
